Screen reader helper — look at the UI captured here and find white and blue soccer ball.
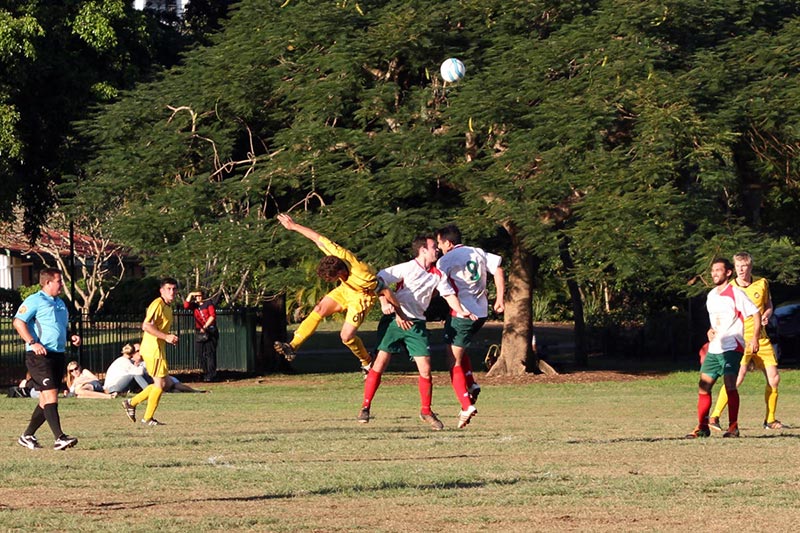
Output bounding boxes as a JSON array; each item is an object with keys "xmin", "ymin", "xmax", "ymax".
[{"xmin": 440, "ymin": 58, "xmax": 466, "ymax": 83}]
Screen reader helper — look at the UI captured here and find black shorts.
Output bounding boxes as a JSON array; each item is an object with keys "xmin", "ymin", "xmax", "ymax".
[{"xmin": 25, "ymin": 351, "xmax": 66, "ymax": 391}]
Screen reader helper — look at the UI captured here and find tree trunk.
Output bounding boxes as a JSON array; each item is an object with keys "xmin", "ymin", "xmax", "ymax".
[
  {"xmin": 558, "ymin": 232, "xmax": 588, "ymax": 367},
  {"xmin": 487, "ymin": 222, "xmax": 536, "ymax": 377}
]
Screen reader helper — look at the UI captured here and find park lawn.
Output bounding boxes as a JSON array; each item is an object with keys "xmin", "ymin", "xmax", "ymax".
[{"xmin": 2, "ymin": 369, "xmax": 800, "ymax": 532}]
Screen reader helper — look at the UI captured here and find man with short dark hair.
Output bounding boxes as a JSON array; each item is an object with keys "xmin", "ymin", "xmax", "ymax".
[
  {"xmin": 435, "ymin": 224, "xmax": 505, "ymax": 429},
  {"xmin": 14, "ymin": 268, "xmax": 81, "ymax": 450},
  {"xmin": 686, "ymin": 258, "xmax": 760, "ymax": 439},
  {"xmin": 122, "ymin": 277, "xmax": 179, "ymax": 426},
  {"xmin": 359, "ymin": 235, "xmax": 445, "ymax": 430},
  {"xmin": 273, "ymin": 213, "xmax": 380, "ymax": 375}
]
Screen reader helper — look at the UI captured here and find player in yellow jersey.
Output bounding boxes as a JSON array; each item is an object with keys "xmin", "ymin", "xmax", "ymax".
[
  {"xmin": 122, "ymin": 277, "xmax": 179, "ymax": 426},
  {"xmin": 709, "ymin": 252, "xmax": 783, "ymax": 430},
  {"xmin": 274, "ymin": 213, "xmax": 380, "ymax": 374}
]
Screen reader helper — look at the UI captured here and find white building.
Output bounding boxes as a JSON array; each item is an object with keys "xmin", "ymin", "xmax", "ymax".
[{"xmin": 133, "ymin": 0, "xmax": 190, "ymax": 18}]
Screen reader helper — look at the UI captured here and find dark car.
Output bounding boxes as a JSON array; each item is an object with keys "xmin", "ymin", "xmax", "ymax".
[{"xmin": 767, "ymin": 301, "xmax": 800, "ymax": 364}]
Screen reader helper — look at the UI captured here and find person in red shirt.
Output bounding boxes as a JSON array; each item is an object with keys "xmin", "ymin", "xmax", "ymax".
[{"xmin": 184, "ymin": 289, "xmax": 219, "ymax": 382}]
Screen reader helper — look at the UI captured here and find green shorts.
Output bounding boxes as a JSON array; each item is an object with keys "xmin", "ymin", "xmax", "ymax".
[
  {"xmin": 443, "ymin": 316, "xmax": 487, "ymax": 348},
  {"xmin": 699, "ymin": 350, "xmax": 742, "ymax": 380},
  {"xmin": 376, "ymin": 314, "xmax": 430, "ymax": 358}
]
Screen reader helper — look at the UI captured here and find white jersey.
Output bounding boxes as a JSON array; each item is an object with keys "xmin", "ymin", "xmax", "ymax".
[
  {"xmin": 378, "ymin": 259, "xmax": 442, "ymax": 320},
  {"xmin": 436, "ymin": 245, "xmax": 502, "ymax": 318},
  {"xmin": 707, "ymin": 283, "xmax": 759, "ymax": 354},
  {"xmin": 103, "ymin": 356, "xmax": 145, "ymax": 392}
]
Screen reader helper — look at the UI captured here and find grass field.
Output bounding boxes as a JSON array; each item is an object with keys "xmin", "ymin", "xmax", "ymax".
[{"xmin": 3, "ymin": 364, "xmax": 800, "ymax": 532}]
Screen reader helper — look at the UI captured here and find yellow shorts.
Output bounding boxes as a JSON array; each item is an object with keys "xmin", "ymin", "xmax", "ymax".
[
  {"xmin": 326, "ymin": 284, "xmax": 376, "ymax": 328},
  {"xmin": 142, "ymin": 352, "xmax": 169, "ymax": 378},
  {"xmin": 741, "ymin": 337, "xmax": 778, "ymax": 368}
]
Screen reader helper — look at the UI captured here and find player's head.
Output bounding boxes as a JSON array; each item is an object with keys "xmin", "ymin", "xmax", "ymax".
[
  {"xmin": 710, "ymin": 257, "xmax": 733, "ymax": 286},
  {"xmin": 733, "ymin": 252, "xmax": 753, "ymax": 281},
  {"xmin": 411, "ymin": 235, "xmax": 437, "ymax": 262},
  {"xmin": 436, "ymin": 225, "xmax": 461, "ymax": 255},
  {"xmin": 121, "ymin": 343, "xmax": 135, "ymax": 357},
  {"xmin": 159, "ymin": 277, "xmax": 178, "ymax": 303},
  {"xmin": 317, "ymin": 256, "xmax": 349, "ymax": 282},
  {"xmin": 39, "ymin": 268, "xmax": 64, "ymax": 297}
]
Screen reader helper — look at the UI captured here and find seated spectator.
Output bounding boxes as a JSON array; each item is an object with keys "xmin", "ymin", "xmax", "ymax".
[
  {"xmin": 164, "ymin": 375, "xmax": 207, "ymax": 393},
  {"xmin": 66, "ymin": 361, "xmax": 114, "ymax": 399},
  {"xmin": 104, "ymin": 342, "xmax": 150, "ymax": 395}
]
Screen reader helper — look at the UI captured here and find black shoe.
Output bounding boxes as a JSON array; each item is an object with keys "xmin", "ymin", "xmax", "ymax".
[
  {"xmin": 54, "ymin": 434, "xmax": 78, "ymax": 450},
  {"xmin": 17, "ymin": 434, "xmax": 42, "ymax": 450},
  {"xmin": 122, "ymin": 399, "xmax": 136, "ymax": 422},
  {"xmin": 274, "ymin": 341, "xmax": 297, "ymax": 362},
  {"xmin": 357, "ymin": 407, "xmax": 370, "ymax": 424}
]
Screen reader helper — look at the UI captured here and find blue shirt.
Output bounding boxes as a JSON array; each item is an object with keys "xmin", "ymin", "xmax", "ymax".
[{"xmin": 15, "ymin": 290, "xmax": 69, "ymax": 352}]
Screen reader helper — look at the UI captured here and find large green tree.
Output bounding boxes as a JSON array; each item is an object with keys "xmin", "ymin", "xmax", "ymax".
[
  {"xmin": 0, "ymin": 0, "xmax": 186, "ymax": 239},
  {"xmin": 70, "ymin": 0, "xmax": 800, "ymax": 373}
]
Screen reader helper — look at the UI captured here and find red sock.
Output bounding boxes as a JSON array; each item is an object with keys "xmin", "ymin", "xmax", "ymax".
[
  {"xmin": 462, "ymin": 355, "xmax": 475, "ymax": 388},
  {"xmin": 726, "ymin": 387, "xmax": 740, "ymax": 426},
  {"xmin": 697, "ymin": 393, "xmax": 712, "ymax": 428},
  {"xmin": 362, "ymin": 369, "xmax": 382, "ymax": 408},
  {"xmin": 419, "ymin": 376, "xmax": 433, "ymax": 415},
  {"xmin": 451, "ymin": 366, "xmax": 472, "ymax": 410}
]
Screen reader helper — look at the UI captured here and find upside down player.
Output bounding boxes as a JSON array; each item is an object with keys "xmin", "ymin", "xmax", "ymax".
[
  {"xmin": 686, "ymin": 258, "xmax": 760, "ymax": 439},
  {"xmin": 435, "ymin": 224, "xmax": 505, "ymax": 429},
  {"xmin": 358, "ymin": 235, "xmax": 445, "ymax": 430},
  {"xmin": 274, "ymin": 213, "xmax": 380, "ymax": 375},
  {"xmin": 708, "ymin": 252, "xmax": 783, "ymax": 431}
]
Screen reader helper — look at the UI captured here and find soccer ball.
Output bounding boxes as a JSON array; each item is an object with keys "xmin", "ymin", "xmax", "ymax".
[{"xmin": 440, "ymin": 58, "xmax": 466, "ymax": 83}]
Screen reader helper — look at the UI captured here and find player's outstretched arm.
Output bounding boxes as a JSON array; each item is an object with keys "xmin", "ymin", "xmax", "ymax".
[{"xmin": 277, "ymin": 213, "xmax": 323, "ymax": 247}]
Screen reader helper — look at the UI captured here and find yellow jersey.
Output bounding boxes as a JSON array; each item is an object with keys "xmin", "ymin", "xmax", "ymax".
[
  {"xmin": 732, "ymin": 277, "xmax": 770, "ymax": 341},
  {"xmin": 140, "ymin": 297, "xmax": 174, "ymax": 359},
  {"xmin": 317, "ymin": 236, "xmax": 377, "ymax": 294}
]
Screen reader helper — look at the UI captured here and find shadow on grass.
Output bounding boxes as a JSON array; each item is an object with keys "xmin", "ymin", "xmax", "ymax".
[{"xmin": 566, "ymin": 432, "xmax": 800, "ymax": 444}]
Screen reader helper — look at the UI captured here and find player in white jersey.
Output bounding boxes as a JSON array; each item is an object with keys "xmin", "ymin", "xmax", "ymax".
[
  {"xmin": 435, "ymin": 224, "xmax": 505, "ymax": 429},
  {"xmin": 686, "ymin": 257, "xmax": 760, "ymax": 439},
  {"xmin": 358, "ymin": 236, "xmax": 445, "ymax": 430}
]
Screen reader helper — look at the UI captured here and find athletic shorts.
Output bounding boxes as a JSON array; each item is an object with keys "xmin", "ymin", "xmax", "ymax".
[
  {"xmin": 326, "ymin": 284, "xmax": 376, "ymax": 328},
  {"xmin": 142, "ymin": 352, "xmax": 169, "ymax": 379},
  {"xmin": 741, "ymin": 337, "xmax": 778, "ymax": 368},
  {"xmin": 700, "ymin": 350, "xmax": 741, "ymax": 380},
  {"xmin": 376, "ymin": 314, "xmax": 430, "ymax": 358},
  {"xmin": 443, "ymin": 316, "xmax": 487, "ymax": 348},
  {"xmin": 25, "ymin": 351, "xmax": 66, "ymax": 391}
]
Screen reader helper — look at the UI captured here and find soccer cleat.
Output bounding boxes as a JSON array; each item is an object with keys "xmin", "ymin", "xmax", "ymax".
[
  {"xmin": 122, "ymin": 399, "xmax": 136, "ymax": 422},
  {"xmin": 360, "ymin": 364, "xmax": 371, "ymax": 380},
  {"xmin": 457, "ymin": 405, "xmax": 478, "ymax": 429},
  {"xmin": 420, "ymin": 412, "xmax": 444, "ymax": 431},
  {"xmin": 468, "ymin": 383, "xmax": 481, "ymax": 405},
  {"xmin": 273, "ymin": 341, "xmax": 297, "ymax": 362},
  {"xmin": 722, "ymin": 423, "xmax": 740, "ymax": 438},
  {"xmin": 141, "ymin": 418, "xmax": 164, "ymax": 427},
  {"xmin": 357, "ymin": 407, "xmax": 370, "ymax": 424},
  {"xmin": 764, "ymin": 419, "xmax": 784, "ymax": 430},
  {"xmin": 685, "ymin": 426, "xmax": 711, "ymax": 439},
  {"xmin": 17, "ymin": 434, "xmax": 41, "ymax": 450},
  {"xmin": 53, "ymin": 434, "xmax": 78, "ymax": 450},
  {"xmin": 708, "ymin": 416, "xmax": 722, "ymax": 432}
]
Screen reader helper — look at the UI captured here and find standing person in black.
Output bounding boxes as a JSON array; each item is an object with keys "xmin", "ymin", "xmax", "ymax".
[
  {"xmin": 184, "ymin": 289, "xmax": 218, "ymax": 382},
  {"xmin": 14, "ymin": 268, "xmax": 81, "ymax": 450}
]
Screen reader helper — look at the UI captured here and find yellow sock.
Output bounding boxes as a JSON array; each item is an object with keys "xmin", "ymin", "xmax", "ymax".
[
  {"xmin": 343, "ymin": 336, "xmax": 371, "ymax": 367},
  {"xmin": 144, "ymin": 386, "xmax": 163, "ymax": 421},
  {"xmin": 710, "ymin": 385, "xmax": 728, "ymax": 419},
  {"xmin": 130, "ymin": 385, "xmax": 152, "ymax": 408},
  {"xmin": 765, "ymin": 385, "xmax": 778, "ymax": 423},
  {"xmin": 291, "ymin": 311, "xmax": 323, "ymax": 349}
]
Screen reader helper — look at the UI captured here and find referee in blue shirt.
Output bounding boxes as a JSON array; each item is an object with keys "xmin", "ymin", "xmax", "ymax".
[{"xmin": 14, "ymin": 268, "xmax": 81, "ymax": 450}]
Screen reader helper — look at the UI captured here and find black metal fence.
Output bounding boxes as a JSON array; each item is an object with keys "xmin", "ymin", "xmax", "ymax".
[{"xmin": 1, "ymin": 308, "xmax": 263, "ymax": 385}]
